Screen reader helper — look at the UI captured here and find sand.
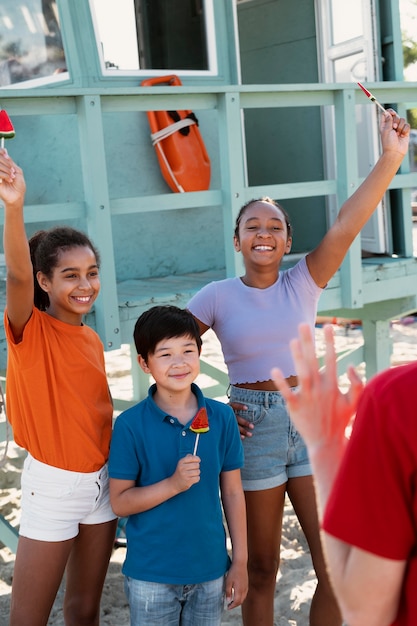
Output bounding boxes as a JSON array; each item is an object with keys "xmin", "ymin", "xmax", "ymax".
[{"xmin": 0, "ymin": 321, "xmax": 416, "ymax": 625}]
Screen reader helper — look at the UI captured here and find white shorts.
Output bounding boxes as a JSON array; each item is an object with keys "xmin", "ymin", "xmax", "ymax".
[{"xmin": 20, "ymin": 454, "xmax": 117, "ymax": 541}]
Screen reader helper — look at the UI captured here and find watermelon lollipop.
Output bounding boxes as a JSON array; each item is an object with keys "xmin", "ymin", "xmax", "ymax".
[
  {"xmin": 357, "ymin": 83, "xmax": 387, "ymax": 114},
  {"xmin": 0, "ymin": 110, "xmax": 15, "ymax": 149},
  {"xmin": 190, "ymin": 407, "xmax": 209, "ymax": 455}
]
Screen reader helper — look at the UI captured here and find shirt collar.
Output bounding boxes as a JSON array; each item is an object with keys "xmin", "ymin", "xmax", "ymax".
[{"xmin": 147, "ymin": 382, "xmax": 207, "ymax": 423}]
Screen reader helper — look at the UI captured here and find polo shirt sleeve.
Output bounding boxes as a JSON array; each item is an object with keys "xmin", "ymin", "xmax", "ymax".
[
  {"xmin": 109, "ymin": 410, "xmax": 141, "ymax": 481},
  {"xmin": 220, "ymin": 404, "xmax": 244, "ymax": 472}
]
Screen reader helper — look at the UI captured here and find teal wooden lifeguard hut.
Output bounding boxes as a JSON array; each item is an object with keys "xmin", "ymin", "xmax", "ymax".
[{"xmin": 0, "ymin": 0, "xmax": 416, "ymax": 551}]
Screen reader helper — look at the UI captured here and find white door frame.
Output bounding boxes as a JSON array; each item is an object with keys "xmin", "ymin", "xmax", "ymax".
[{"xmin": 315, "ymin": 0, "xmax": 390, "ymax": 254}]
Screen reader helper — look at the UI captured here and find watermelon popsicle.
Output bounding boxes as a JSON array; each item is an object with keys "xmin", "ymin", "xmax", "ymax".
[
  {"xmin": 190, "ymin": 407, "xmax": 209, "ymax": 456},
  {"xmin": 0, "ymin": 110, "xmax": 15, "ymax": 149},
  {"xmin": 357, "ymin": 82, "xmax": 387, "ymax": 114}
]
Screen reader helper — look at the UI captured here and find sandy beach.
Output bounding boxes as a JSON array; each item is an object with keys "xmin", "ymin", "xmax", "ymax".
[{"xmin": 0, "ymin": 321, "xmax": 417, "ymax": 625}]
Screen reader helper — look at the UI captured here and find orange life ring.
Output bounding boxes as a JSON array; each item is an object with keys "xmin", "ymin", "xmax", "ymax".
[{"xmin": 141, "ymin": 75, "xmax": 211, "ymax": 193}]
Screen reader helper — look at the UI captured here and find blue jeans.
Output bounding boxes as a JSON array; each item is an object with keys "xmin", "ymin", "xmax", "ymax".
[
  {"xmin": 125, "ymin": 575, "xmax": 225, "ymax": 625},
  {"xmin": 229, "ymin": 385, "xmax": 311, "ymax": 490}
]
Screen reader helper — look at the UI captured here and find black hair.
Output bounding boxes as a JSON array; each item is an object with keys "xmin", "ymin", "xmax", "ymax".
[
  {"xmin": 133, "ymin": 305, "xmax": 202, "ymax": 360},
  {"xmin": 234, "ymin": 196, "xmax": 293, "ymax": 240},
  {"xmin": 29, "ymin": 226, "xmax": 100, "ymax": 311}
]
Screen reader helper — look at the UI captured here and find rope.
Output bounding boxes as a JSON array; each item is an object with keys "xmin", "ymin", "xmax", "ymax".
[
  {"xmin": 150, "ymin": 118, "xmax": 197, "ymax": 193},
  {"xmin": 150, "ymin": 117, "xmax": 196, "ymax": 145}
]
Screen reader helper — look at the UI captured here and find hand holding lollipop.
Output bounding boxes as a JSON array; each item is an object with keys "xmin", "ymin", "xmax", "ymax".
[{"xmin": 190, "ymin": 407, "xmax": 209, "ymax": 456}]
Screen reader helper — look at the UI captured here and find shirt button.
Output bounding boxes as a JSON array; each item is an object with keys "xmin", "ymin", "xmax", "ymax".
[
  {"xmin": 170, "ymin": 419, "xmax": 175, "ymax": 424},
  {"xmin": 182, "ymin": 431, "xmax": 186, "ymax": 437}
]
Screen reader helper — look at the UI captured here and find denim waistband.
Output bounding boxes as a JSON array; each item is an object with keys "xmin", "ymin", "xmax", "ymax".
[{"xmin": 229, "ymin": 385, "xmax": 287, "ymax": 407}]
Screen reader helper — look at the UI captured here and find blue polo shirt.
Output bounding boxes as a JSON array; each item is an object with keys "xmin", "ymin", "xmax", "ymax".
[{"xmin": 108, "ymin": 383, "xmax": 244, "ymax": 584}]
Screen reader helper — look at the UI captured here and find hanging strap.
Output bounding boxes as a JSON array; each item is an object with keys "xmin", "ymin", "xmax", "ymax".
[
  {"xmin": 150, "ymin": 116, "xmax": 198, "ymax": 193},
  {"xmin": 150, "ymin": 116, "xmax": 197, "ymax": 145}
]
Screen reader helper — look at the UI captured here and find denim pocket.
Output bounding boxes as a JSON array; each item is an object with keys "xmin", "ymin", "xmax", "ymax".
[{"xmin": 236, "ymin": 403, "xmax": 266, "ymax": 426}]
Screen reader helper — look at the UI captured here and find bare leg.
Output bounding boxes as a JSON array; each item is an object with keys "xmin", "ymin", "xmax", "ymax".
[
  {"xmin": 10, "ymin": 536, "xmax": 74, "ymax": 626},
  {"xmin": 288, "ymin": 475, "xmax": 342, "ymax": 626},
  {"xmin": 64, "ymin": 519, "xmax": 117, "ymax": 626},
  {"xmin": 242, "ymin": 484, "xmax": 286, "ymax": 626}
]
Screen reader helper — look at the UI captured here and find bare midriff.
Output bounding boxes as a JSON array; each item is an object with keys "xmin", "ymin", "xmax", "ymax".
[{"xmin": 234, "ymin": 375, "xmax": 298, "ymax": 391}]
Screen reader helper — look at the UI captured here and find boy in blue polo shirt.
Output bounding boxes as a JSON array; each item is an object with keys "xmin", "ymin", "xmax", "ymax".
[{"xmin": 108, "ymin": 305, "xmax": 248, "ymax": 626}]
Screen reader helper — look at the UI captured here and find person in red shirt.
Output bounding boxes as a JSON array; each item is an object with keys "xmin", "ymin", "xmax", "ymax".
[{"xmin": 272, "ymin": 323, "xmax": 414, "ymax": 626}]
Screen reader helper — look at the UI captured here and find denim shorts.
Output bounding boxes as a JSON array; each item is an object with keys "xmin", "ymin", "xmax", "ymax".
[
  {"xmin": 229, "ymin": 385, "xmax": 311, "ymax": 491},
  {"xmin": 125, "ymin": 575, "xmax": 225, "ymax": 626},
  {"xmin": 20, "ymin": 454, "xmax": 117, "ymax": 541}
]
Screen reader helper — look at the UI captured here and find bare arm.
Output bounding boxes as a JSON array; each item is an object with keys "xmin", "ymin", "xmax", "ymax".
[
  {"xmin": 190, "ymin": 313, "xmax": 210, "ymax": 336},
  {"xmin": 0, "ymin": 150, "xmax": 32, "ymax": 341},
  {"xmin": 220, "ymin": 469, "xmax": 248, "ymax": 610},
  {"xmin": 307, "ymin": 110, "xmax": 410, "ymax": 288},
  {"xmin": 109, "ymin": 453, "xmax": 201, "ymax": 517},
  {"xmin": 271, "ymin": 324, "xmax": 406, "ymax": 625},
  {"xmin": 191, "ymin": 312, "xmax": 253, "ymax": 438}
]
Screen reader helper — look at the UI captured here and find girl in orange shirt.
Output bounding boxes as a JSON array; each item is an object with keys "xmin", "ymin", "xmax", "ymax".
[{"xmin": 0, "ymin": 148, "xmax": 117, "ymax": 626}]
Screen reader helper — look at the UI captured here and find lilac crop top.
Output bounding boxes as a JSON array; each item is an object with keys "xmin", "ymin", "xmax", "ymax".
[{"xmin": 187, "ymin": 256, "xmax": 323, "ymax": 384}]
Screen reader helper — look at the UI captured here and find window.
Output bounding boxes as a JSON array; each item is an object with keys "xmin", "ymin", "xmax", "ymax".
[
  {"xmin": 90, "ymin": 0, "xmax": 217, "ymax": 76},
  {"xmin": 0, "ymin": 0, "xmax": 67, "ymax": 88}
]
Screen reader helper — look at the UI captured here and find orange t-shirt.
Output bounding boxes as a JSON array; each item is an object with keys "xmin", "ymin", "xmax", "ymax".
[{"xmin": 4, "ymin": 308, "xmax": 113, "ymax": 472}]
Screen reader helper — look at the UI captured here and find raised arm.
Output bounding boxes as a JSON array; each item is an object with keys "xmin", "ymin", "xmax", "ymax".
[
  {"xmin": 307, "ymin": 110, "xmax": 410, "ymax": 288},
  {"xmin": 271, "ymin": 325, "xmax": 406, "ymax": 625},
  {"xmin": 0, "ymin": 149, "xmax": 31, "ymax": 341}
]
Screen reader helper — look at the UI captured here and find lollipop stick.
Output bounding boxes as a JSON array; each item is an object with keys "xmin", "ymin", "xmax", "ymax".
[{"xmin": 193, "ymin": 433, "xmax": 200, "ymax": 456}]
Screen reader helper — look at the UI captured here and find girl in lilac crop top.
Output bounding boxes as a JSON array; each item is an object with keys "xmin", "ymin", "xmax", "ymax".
[
  {"xmin": 187, "ymin": 109, "xmax": 408, "ymax": 626},
  {"xmin": 187, "ymin": 256, "xmax": 322, "ymax": 384}
]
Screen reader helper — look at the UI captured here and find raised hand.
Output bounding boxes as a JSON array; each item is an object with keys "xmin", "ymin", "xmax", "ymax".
[
  {"xmin": 0, "ymin": 149, "xmax": 26, "ymax": 207},
  {"xmin": 271, "ymin": 323, "xmax": 364, "ymax": 453},
  {"xmin": 380, "ymin": 108, "xmax": 410, "ymax": 156}
]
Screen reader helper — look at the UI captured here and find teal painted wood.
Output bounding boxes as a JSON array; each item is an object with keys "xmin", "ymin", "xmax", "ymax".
[
  {"xmin": 334, "ymin": 88, "xmax": 363, "ymax": 309},
  {"xmin": 379, "ymin": 0, "xmax": 405, "ymax": 81},
  {"xmin": 363, "ymin": 319, "xmax": 393, "ymax": 377},
  {"xmin": 217, "ymin": 91, "xmax": 247, "ymax": 277},
  {"xmin": 0, "ymin": 515, "xmax": 18, "ymax": 554},
  {"xmin": 76, "ymin": 95, "xmax": 121, "ymax": 348}
]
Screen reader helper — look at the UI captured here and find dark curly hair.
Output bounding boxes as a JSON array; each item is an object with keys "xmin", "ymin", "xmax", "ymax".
[
  {"xmin": 234, "ymin": 197, "xmax": 293, "ymax": 241},
  {"xmin": 29, "ymin": 226, "xmax": 100, "ymax": 311}
]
